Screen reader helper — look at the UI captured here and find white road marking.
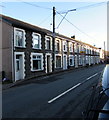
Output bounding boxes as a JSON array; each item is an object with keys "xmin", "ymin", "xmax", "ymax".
[
  {"xmin": 48, "ymin": 72, "xmax": 99, "ymax": 104},
  {"xmin": 48, "ymin": 83, "xmax": 81, "ymax": 104},
  {"xmin": 100, "ymin": 91, "xmax": 103, "ymax": 94},
  {"xmin": 86, "ymin": 73, "xmax": 98, "ymax": 80}
]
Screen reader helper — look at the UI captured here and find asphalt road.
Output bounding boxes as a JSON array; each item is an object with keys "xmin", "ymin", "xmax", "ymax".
[{"xmin": 2, "ymin": 64, "xmax": 106, "ymax": 119}]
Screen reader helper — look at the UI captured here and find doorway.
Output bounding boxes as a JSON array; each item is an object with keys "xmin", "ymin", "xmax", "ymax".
[
  {"xmin": 47, "ymin": 55, "xmax": 50, "ymax": 73},
  {"xmin": 46, "ymin": 54, "xmax": 52, "ymax": 73},
  {"xmin": 15, "ymin": 52, "xmax": 24, "ymax": 81},
  {"xmin": 63, "ymin": 54, "xmax": 67, "ymax": 70},
  {"xmin": 75, "ymin": 55, "xmax": 78, "ymax": 68}
]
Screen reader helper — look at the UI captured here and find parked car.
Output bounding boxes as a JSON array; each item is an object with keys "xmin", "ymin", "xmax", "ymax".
[
  {"xmin": 83, "ymin": 64, "xmax": 109, "ymax": 120},
  {"xmin": 98, "ymin": 64, "xmax": 109, "ymax": 119}
]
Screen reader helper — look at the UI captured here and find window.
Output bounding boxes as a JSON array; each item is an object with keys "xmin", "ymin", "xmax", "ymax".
[
  {"xmin": 31, "ymin": 53, "xmax": 43, "ymax": 71},
  {"xmin": 80, "ymin": 55, "xmax": 83, "ymax": 65},
  {"xmin": 69, "ymin": 42, "xmax": 73, "ymax": 52},
  {"xmin": 63, "ymin": 41, "xmax": 67, "ymax": 51},
  {"xmin": 16, "ymin": 61, "xmax": 20, "ymax": 71},
  {"xmin": 69, "ymin": 55, "xmax": 74, "ymax": 66},
  {"xmin": 16, "ymin": 55, "xmax": 20, "ymax": 71},
  {"xmin": 86, "ymin": 47, "xmax": 89, "ymax": 54},
  {"xmin": 56, "ymin": 55, "xmax": 61, "ymax": 68},
  {"xmin": 32, "ymin": 33, "xmax": 41, "ymax": 49},
  {"xmin": 90, "ymin": 48, "xmax": 93, "ymax": 55},
  {"xmin": 45, "ymin": 36, "xmax": 52, "ymax": 50},
  {"xmin": 82, "ymin": 46, "xmax": 84, "ymax": 52},
  {"xmin": 64, "ymin": 45, "xmax": 66, "ymax": 50},
  {"xmin": 56, "ymin": 40, "xmax": 60, "ymax": 51},
  {"xmin": 86, "ymin": 49, "xmax": 89, "ymax": 54},
  {"xmin": 74, "ymin": 43, "xmax": 77, "ymax": 52},
  {"xmin": 84, "ymin": 47, "xmax": 86, "ymax": 53},
  {"xmin": 86, "ymin": 56, "xmax": 89, "ymax": 64},
  {"xmin": 91, "ymin": 56, "xmax": 94, "ymax": 64},
  {"xmin": 79, "ymin": 55, "xmax": 81, "ymax": 65},
  {"xmin": 79, "ymin": 45, "xmax": 82, "ymax": 53},
  {"xmin": 14, "ymin": 28, "xmax": 25, "ymax": 47},
  {"xmin": 89, "ymin": 49, "xmax": 91, "ymax": 54}
]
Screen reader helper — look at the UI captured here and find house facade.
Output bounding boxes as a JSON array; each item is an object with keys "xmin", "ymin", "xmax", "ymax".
[{"xmin": 1, "ymin": 14, "xmax": 101, "ymax": 82}]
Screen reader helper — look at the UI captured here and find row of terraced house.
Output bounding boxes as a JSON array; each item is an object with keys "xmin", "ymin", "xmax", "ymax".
[{"xmin": 0, "ymin": 14, "xmax": 102, "ymax": 82}]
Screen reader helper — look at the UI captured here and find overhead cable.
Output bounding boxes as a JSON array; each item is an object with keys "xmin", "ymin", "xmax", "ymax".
[
  {"xmin": 56, "ymin": 8, "xmax": 76, "ymax": 29},
  {"xmin": 18, "ymin": 0, "xmax": 52, "ymax": 10},
  {"xmin": 56, "ymin": 11, "xmax": 69, "ymax": 29},
  {"xmin": 0, "ymin": 4, "xmax": 5, "ymax": 8},
  {"xmin": 56, "ymin": 11, "xmax": 97, "ymax": 41},
  {"xmin": 58, "ymin": 2, "xmax": 106, "ymax": 14},
  {"xmin": 38, "ymin": 13, "xmax": 52, "ymax": 26}
]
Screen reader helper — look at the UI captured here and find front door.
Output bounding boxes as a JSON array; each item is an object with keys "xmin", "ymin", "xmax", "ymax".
[
  {"xmin": 63, "ymin": 55, "xmax": 67, "ymax": 70},
  {"xmin": 75, "ymin": 55, "xmax": 78, "ymax": 68},
  {"xmin": 15, "ymin": 54, "xmax": 23, "ymax": 81},
  {"xmin": 47, "ymin": 55, "xmax": 50, "ymax": 73}
]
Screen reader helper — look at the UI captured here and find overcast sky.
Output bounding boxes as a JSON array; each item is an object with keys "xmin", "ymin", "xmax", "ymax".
[{"xmin": 0, "ymin": 0, "xmax": 108, "ymax": 50}]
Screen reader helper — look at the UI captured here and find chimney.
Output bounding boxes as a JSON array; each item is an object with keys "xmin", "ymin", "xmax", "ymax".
[{"xmin": 71, "ymin": 35, "xmax": 75, "ymax": 39}]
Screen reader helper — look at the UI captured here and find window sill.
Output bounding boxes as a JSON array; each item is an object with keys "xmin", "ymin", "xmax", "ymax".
[
  {"xmin": 45, "ymin": 49, "xmax": 52, "ymax": 50},
  {"xmin": 55, "ymin": 67, "xmax": 62, "ymax": 69},
  {"xmin": 63, "ymin": 50, "xmax": 67, "ymax": 52},
  {"xmin": 31, "ymin": 69, "xmax": 43, "ymax": 72},
  {"xmin": 15, "ymin": 46, "xmax": 26, "ymax": 48},
  {"xmin": 32, "ymin": 47, "xmax": 41, "ymax": 50},
  {"xmin": 56, "ymin": 49, "xmax": 60, "ymax": 51},
  {"xmin": 69, "ymin": 65, "xmax": 74, "ymax": 66}
]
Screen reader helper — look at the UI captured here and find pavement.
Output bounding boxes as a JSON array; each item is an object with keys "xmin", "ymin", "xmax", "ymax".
[{"xmin": 2, "ymin": 64, "xmax": 105, "ymax": 90}]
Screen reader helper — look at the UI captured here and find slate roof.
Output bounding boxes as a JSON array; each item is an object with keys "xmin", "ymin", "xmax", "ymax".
[{"xmin": 0, "ymin": 14, "xmax": 99, "ymax": 49}]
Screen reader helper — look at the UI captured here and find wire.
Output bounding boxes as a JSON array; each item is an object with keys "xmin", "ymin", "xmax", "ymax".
[
  {"xmin": 17, "ymin": 0, "xmax": 53, "ymax": 27},
  {"xmin": 56, "ymin": 11, "xmax": 97, "ymax": 41},
  {"xmin": 0, "ymin": 4, "xmax": 5, "ymax": 8},
  {"xmin": 38, "ymin": 13, "xmax": 52, "ymax": 26},
  {"xmin": 56, "ymin": 8, "xmax": 76, "ymax": 29},
  {"xmin": 12, "ymin": 1, "xmax": 105, "ymax": 43},
  {"xmin": 56, "ymin": 11, "xmax": 68, "ymax": 29},
  {"xmin": 58, "ymin": 2, "xmax": 106, "ymax": 14},
  {"xmin": 76, "ymin": 2, "xmax": 106, "ymax": 11},
  {"xmin": 17, "ymin": 0, "xmax": 52, "ymax": 10}
]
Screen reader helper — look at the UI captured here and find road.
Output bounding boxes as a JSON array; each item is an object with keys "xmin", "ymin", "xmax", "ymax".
[{"xmin": 2, "ymin": 64, "xmax": 106, "ymax": 119}]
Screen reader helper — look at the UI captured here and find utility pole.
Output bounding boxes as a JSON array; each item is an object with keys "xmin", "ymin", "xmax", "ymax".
[{"xmin": 52, "ymin": 7, "xmax": 56, "ymax": 72}]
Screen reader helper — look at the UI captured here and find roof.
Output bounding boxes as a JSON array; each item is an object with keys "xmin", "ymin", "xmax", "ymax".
[
  {"xmin": 0, "ymin": 14, "xmax": 99, "ymax": 49},
  {"xmin": 0, "ymin": 14, "xmax": 52, "ymax": 34}
]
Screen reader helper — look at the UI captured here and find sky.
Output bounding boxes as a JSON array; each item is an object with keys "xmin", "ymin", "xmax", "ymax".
[{"xmin": 0, "ymin": 0, "xmax": 108, "ymax": 50}]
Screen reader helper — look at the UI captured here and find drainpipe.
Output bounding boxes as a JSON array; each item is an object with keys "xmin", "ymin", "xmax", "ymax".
[{"xmin": 12, "ymin": 27, "xmax": 15, "ymax": 82}]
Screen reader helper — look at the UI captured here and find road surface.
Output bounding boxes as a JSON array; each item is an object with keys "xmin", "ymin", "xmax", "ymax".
[{"xmin": 2, "ymin": 64, "xmax": 106, "ymax": 119}]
